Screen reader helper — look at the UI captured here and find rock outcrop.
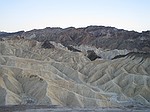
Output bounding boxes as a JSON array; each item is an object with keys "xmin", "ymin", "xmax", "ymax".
[
  {"xmin": 0, "ymin": 39, "xmax": 150, "ymax": 108},
  {"xmin": 41, "ymin": 40, "xmax": 55, "ymax": 49},
  {"xmin": 87, "ymin": 50, "xmax": 101, "ymax": 61},
  {"xmin": 66, "ymin": 45, "xmax": 81, "ymax": 52}
]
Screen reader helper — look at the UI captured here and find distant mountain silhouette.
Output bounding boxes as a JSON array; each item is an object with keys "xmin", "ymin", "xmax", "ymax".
[{"xmin": 0, "ymin": 31, "xmax": 24, "ymax": 38}]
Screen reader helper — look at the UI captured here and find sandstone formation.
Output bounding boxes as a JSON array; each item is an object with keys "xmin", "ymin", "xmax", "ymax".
[
  {"xmin": 62, "ymin": 44, "xmax": 130, "ymax": 60},
  {"xmin": 0, "ymin": 39, "xmax": 150, "ymax": 109}
]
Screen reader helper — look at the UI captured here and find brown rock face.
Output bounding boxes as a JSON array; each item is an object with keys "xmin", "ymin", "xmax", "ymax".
[
  {"xmin": 24, "ymin": 26, "xmax": 150, "ymax": 52},
  {"xmin": 1, "ymin": 26, "xmax": 150, "ymax": 52}
]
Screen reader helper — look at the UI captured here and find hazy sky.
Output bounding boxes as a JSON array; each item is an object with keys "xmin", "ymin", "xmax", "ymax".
[{"xmin": 0, "ymin": 0, "xmax": 150, "ymax": 32}]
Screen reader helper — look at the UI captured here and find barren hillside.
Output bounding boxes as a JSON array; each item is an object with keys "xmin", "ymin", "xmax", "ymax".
[{"xmin": 0, "ymin": 39, "xmax": 150, "ymax": 109}]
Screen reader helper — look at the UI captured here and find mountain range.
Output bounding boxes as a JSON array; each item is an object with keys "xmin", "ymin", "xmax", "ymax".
[{"xmin": 1, "ymin": 26, "xmax": 150, "ymax": 52}]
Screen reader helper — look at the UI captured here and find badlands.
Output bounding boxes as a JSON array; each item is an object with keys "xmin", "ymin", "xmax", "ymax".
[{"xmin": 0, "ymin": 38, "xmax": 150, "ymax": 111}]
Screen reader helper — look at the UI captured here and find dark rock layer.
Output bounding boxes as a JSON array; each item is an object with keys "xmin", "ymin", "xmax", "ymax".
[
  {"xmin": 87, "ymin": 50, "xmax": 101, "ymax": 61},
  {"xmin": 1, "ymin": 26, "xmax": 150, "ymax": 52},
  {"xmin": 41, "ymin": 40, "xmax": 55, "ymax": 49}
]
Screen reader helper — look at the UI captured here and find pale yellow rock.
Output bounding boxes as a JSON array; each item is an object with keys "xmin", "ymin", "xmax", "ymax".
[{"xmin": 0, "ymin": 39, "xmax": 150, "ymax": 108}]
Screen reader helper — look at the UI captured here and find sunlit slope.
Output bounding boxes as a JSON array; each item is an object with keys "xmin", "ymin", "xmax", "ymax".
[{"xmin": 0, "ymin": 39, "xmax": 150, "ymax": 108}]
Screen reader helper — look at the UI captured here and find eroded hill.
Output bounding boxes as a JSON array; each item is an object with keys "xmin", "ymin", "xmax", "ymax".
[{"xmin": 0, "ymin": 39, "xmax": 150, "ymax": 109}]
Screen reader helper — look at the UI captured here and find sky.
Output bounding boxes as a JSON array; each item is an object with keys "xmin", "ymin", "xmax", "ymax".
[{"xmin": 0, "ymin": 0, "xmax": 150, "ymax": 32}]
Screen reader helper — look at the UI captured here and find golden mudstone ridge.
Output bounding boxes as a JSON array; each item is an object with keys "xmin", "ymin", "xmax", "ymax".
[{"xmin": 0, "ymin": 39, "xmax": 150, "ymax": 108}]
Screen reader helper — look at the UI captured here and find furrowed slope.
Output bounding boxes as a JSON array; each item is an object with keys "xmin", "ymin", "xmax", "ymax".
[{"xmin": 0, "ymin": 39, "xmax": 150, "ymax": 108}]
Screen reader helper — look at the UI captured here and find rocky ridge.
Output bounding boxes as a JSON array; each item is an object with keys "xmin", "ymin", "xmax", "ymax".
[{"xmin": 0, "ymin": 26, "xmax": 150, "ymax": 52}]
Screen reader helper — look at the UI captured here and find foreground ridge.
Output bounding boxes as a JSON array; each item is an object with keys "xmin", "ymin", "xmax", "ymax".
[{"xmin": 0, "ymin": 39, "xmax": 150, "ymax": 109}]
